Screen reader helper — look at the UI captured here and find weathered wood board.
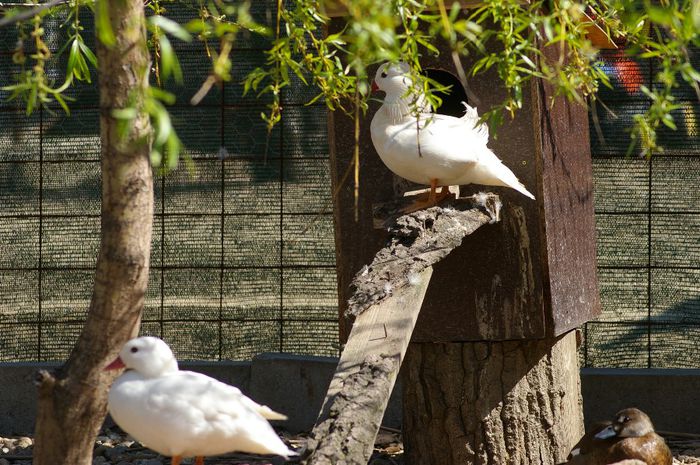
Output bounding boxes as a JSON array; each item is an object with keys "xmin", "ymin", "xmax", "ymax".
[{"xmin": 303, "ymin": 267, "xmax": 432, "ymax": 465}]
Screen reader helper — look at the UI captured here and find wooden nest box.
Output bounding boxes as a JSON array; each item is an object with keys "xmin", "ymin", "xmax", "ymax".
[{"xmin": 328, "ymin": 22, "xmax": 601, "ymax": 344}]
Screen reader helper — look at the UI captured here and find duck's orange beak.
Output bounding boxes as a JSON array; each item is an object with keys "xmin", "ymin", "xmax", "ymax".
[
  {"xmin": 105, "ymin": 356, "xmax": 125, "ymax": 371},
  {"xmin": 371, "ymin": 81, "xmax": 379, "ymax": 92}
]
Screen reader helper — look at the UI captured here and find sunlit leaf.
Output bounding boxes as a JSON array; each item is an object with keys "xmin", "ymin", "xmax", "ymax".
[
  {"xmin": 158, "ymin": 35, "xmax": 183, "ymax": 83},
  {"xmin": 150, "ymin": 15, "xmax": 193, "ymax": 42},
  {"xmin": 112, "ymin": 107, "xmax": 138, "ymax": 120},
  {"xmin": 78, "ymin": 41, "xmax": 98, "ymax": 69},
  {"xmin": 150, "ymin": 87, "xmax": 176, "ymax": 105},
  {"xmin": 95, "ymin": 0, "xmax": 116, "ymax": 47}
]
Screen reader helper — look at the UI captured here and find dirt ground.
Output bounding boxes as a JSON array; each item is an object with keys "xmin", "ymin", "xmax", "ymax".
[{"xmin": 0, "ymin": 428, "xmax": 698, "ymax": 464}]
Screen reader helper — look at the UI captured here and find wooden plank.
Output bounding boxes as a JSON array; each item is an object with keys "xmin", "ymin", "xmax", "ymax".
[
  {"xmin": 325, "ymin": 266, "xmax": 432, "ymax": 406},
  {"xmin": 303, "ymin": 267, "xmax": 432, "ymax": 465},
  {"xmin": 533, "ymin": 44, "xmax": 601, "ymax": 335},
  {"xmin": 347, "ymin": 195, "xmax": 501, "ymax": 317}
]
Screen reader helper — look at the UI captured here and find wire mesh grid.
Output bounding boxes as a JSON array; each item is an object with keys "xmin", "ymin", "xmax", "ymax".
[
  {"xmin": 1, "ymin": 6, "xmax": 699, "ymax": 368},
  {"xmin": 0, "ymin": 1, "xmax": 340, "ymax": 362},
  {"xmin": 584, "ymin": 47, "xmax": 700, "ymax": 368}
]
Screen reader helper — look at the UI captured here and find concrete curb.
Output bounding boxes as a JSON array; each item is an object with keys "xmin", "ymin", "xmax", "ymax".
[{"xmin": 0, "ymin": 360, "xmax": 698, "ymax": 435}]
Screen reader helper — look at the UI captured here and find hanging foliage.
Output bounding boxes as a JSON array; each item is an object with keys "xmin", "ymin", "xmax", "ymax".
[{"xmin": 1, "ymin": 0, "xmax": 699, "ymax": 161}]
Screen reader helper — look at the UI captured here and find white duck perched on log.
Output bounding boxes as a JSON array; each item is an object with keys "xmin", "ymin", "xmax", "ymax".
[
  {"xmin": 106, "ymin": 336, "xmax": 295, "ymax": 465},
  {"xmin": 370, "ymin": 62, "xmax": 535, "ymax": 210}
]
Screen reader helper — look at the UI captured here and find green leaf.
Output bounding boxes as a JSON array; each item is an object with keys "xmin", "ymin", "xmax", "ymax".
[
  {"xmin": 693, "ymin": 0, "xmax": 700, "ymax": 30},
  {"xmin": 149, "ymin": 87, "xmax": 176, "ymax": 105},
  {"xmin": 53, "ymin": 92, "xmax": 70, "ymax": 114},
  {"xmin": 150, "ymin": 148, "xmax": 162, "ymax": 167},
  {"xmin": 415, "ymin": 35, "xmax": 439, "ymax": 54},
  {"xmin": 521, "ymin": 54, "xmax": 536, "ymax": 70},
  {"xmin": 158, "ymin": 35, "xmax": 183, "ymax": 83},
  {"xmin": 68, "ymin": 41, "xmax": 91, "ymax": 83},
  {"xmin": 680, "ymin": 63, "xmax": 700, "ymax": 83},
  {"xmin": 165, "ymin": 133, "xmax": 181, "ymax": 170},
  {"xmin": 112, "ymin": 107, "xmax": 138, "ymax": 120},
  {"xmin": 185, "ymin": 18, "xmax": 211, "ymax": 35},
  {"xmin": 153, "ymin": 107, "xmax": 173, "ymax": 147},
  {"xmin": 67, "ymin": 39, "xmax": 80, "ymax": 78},
  {"xmin": 78, "ymin": 41, "xmax": 98, "ymax": 69},
  {"xmin": 646, "ymin": 6, "xmax": 674, "ymax": 26},
  {"xmin": 150, "ymin": 15, "xmax": 193, "ymax": 42},
  {"xmin": 95, "ymin": 0, "xmax": 116, "ymax": 47},
  {"xmin": 661, "ymin": 114, "xmax": 677, "ymax": 130}
]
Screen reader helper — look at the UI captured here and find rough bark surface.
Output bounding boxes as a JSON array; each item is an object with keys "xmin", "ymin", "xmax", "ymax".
[
  {"xmin": 33, "ymin": 4, "xmax": 153, "ymax": 465},
  {"xmin": 402, "ymin": 331, "xmax": 584, "ymax": 465},
  {"xmin": 348, "ymin": 193, "xmax": 501, "ymax": 316},
  {"xmin": 304, "ymin": 355, "xmax": 397, "ymax": 465}
]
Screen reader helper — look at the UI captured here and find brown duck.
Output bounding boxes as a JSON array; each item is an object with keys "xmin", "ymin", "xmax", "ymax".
[{"xmin": 562, "ymin": 408, "xmax": 672, "ymax": 465}]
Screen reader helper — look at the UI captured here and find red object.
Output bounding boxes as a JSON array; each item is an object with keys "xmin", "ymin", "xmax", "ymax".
[
  {"xmin": 614, "ymin": 58, "xmax": 642, "ymax": 94},
  {"xmin": 586, "ymin": 24, "xmax": 626, "ymax": 49},
  {"xmin": 371, "ymin": 81, "xmax": 379, "ymax": 92},
  {"xmin": 105, "ymin": 356, "xmax": 125, "ymax": 371}
]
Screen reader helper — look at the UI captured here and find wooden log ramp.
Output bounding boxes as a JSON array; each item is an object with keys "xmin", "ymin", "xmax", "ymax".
[{"xmin": 301, "ymin": 193, "xmax": 502, "ymax": 465}]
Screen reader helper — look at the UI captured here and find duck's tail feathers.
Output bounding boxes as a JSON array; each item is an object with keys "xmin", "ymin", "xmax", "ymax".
[
  {"xmin": 256, "ymin": 404, "xmax": 289, "ymax": 421},
  {"xmin": 281, "ymin": 447, "xmax": 300, "ymax": 459},
  {"xmin": 488, "ymin": 160, "xmax": 536, "ymax": 200},
  {"xmin": 510, "ymin": 180, "xmax": 535, "ymax": 200}
]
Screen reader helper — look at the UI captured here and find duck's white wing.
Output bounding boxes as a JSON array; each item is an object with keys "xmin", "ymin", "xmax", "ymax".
[
  {"xmin": 459, "ymin": 102, "xmax": 489, "ymax": 142},
  {"xmin": 410, "ymin": 112, "xmax": 487, "ymax": 164},
  {"xmin": 146, "ymin": 371, "xmax": 276, "ymax": 415},
  {"xmin": 146, "ymin": 371, "xmax": 294, "ymax": 457},
  {"xmin": 406, "ymin": 112, "xmax": 535, "ymax": 199}
]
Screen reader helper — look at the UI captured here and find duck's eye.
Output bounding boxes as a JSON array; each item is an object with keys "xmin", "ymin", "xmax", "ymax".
[
  {"xmin": 130, "ymin": 347, "xmax": 139, "ymax": 353},
  {"xmin": 381, "ymin": 71, "xmax": 388, "ymax": 78},
  {"xmin": 623, "ymin": 416, "xmax": 630, "ymax": 423}
]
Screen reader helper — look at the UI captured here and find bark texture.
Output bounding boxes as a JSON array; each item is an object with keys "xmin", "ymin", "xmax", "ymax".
[
  {"xmin": 348, "ymin": 194, "xmax": 501, "ymax": 316},
  {"xmin": 304, "ymin": 355, "xmax": 398, "ymax": 465},
  {"xmin": 33, "ymin": 4, "xmax": 152, "ymax": 465},
  {"xmin": 402, "ymin": 331, "xmax": 583, "ymax": 465}
]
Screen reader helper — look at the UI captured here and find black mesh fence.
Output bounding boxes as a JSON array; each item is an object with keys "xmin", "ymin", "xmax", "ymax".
[
  {"xmin": 0, "ymin": 1, "xmax": 340, "ymax": 362},
  {"xmin": 1, "ymin": 6, "xmax": 699, "ymax": 367},
  {"xmin": 585, "ymin": 47, "xmax": 700, "ymax": 368}
]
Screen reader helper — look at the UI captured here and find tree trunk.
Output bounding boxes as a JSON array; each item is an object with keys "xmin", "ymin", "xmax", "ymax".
[
  {"xmin": 33, "ymin": 3, "xmax": 152, "ymax": 465},
  {"xmin": 402, "ymin": 331, "xmax": 583, "ymax": 465}
]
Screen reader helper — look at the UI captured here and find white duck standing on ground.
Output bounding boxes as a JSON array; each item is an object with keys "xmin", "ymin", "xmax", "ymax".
[
  {"xmin": 370, "ymin": 62, "xmax": 535, "ymax": 211},
  {"xmin": 106, "ymin": 336, "xmax": 295, "ymax": 465}
]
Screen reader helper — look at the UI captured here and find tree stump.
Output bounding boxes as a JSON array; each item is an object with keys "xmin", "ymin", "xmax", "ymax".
[{"xmin": 402, "ymin": 331, "xmax": 583, "ymax": 465}]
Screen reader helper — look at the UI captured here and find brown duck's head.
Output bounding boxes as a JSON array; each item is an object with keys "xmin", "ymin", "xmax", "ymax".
[{"xmin": 595, "ymin": 408, "xmax": 655, "ymax": 439}]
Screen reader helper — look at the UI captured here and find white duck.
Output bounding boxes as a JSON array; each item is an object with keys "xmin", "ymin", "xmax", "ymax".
[
  {"xmin": 370, "ymin": 62, "xmax": 535, "ymax": 210},
  {"xmin": 106, "ymin": 336, "xmax": 295, "ymax": 465}
]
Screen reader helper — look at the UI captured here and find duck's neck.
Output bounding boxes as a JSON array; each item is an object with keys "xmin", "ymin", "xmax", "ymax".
[
  {"xmin": 139, "ymin": 358, "xmax": 179, "ymax": 379},
  {"xmin": 163, "ymin": 358, "xmax": 179, "ymax": 374},
  {"xmin": 381, "ymin": 92, "xmax": 428, "ymax": 124}
]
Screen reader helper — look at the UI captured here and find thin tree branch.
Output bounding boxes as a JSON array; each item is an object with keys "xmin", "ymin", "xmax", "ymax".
[{"xmin": 0, "ymin": 0, "xmax": 68, "ymax": 27}]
